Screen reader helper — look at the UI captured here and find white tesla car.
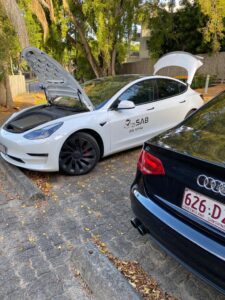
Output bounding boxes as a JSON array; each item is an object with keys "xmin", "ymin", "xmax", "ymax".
[{"xmin": 0, "ymin": 47, "xmax": 204, "ymax": 175}]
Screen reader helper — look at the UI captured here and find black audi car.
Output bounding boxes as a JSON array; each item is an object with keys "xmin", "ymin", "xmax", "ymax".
[{"xmin": 130, "ymin": 91, "xmax": 225, "ymax": 294}]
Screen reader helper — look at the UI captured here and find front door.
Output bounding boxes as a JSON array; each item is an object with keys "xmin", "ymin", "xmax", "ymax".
[{"xmin": 109, "ymin": 79, "xmax": 158, "ymax": 153}]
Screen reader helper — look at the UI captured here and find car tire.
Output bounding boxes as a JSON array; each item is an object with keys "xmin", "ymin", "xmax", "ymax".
[
  {"xmin": 185, "ymin": 109, "xmax": 196, "ymax": 119},
  {"xmin": 59, "ymin": 132, "xmax": 100, "ymax": 175}
]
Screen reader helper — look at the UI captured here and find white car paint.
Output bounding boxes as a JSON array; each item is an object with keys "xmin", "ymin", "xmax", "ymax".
[
  {"xmin": 0, "ymin": 48, "xmax": 204, "ymax": 172},
  {"xmin": 154, "ymin": 51, "xmax": 203, "ymax": 85}
]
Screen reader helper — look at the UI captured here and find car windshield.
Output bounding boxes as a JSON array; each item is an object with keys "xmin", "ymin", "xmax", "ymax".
[
  {"xmin": 52, "ymin": 75, "xmax": 142, "ymax": 109},
  {"xmin": 82, "ymin": 75, "xmax": 142, "ymax": 108}
]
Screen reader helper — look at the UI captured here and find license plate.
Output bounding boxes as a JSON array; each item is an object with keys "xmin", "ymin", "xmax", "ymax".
[
  {"xmin": 0, "ymin": 143, "xmax": 7, "ymax": 154},
  {"xmin": 182, "ymin": 188, "xmax": 225, "ymax": 232}
]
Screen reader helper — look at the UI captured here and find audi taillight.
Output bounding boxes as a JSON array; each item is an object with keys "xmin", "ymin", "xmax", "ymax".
[{"xmin": 137, "ymin": 149, "xmax": 165, "ymax": 175}]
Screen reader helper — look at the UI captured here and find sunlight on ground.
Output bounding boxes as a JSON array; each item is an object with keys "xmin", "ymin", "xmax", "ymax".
[
  {"xmin": 34, "ymin": 93, "xmax": 47, "ymax": 105},
  {"xmin": 14, "ymin": 92, "xmax": 47, "ymax": 106}
]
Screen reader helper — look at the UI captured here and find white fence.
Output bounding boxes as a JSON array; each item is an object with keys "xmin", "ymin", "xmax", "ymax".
[{"xmin": 9, "ymin": 75, "xmax": 26, "ymax": 98}]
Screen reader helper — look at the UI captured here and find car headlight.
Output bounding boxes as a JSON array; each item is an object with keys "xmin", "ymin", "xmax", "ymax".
[{"xmin": 24, "ymin": 122, "xmax": 63, "ymax": 140}]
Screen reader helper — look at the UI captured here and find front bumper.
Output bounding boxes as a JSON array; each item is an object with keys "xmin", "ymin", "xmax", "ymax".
[
  {"xmin": 130, "ymin": 186, "xmax": 225, "ymax": 294},
  {"xmin": 0, "ymin": 128, "xmax": 61, "ymax": 171}
]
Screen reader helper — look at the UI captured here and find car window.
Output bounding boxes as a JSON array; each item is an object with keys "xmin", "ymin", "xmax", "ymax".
[
  {"xmin": 156, "ymin": 79, "xmax": 186, "ymax": 100},
  {"xmin": 118, "ymin": 79, "xmax": 157, "ymax": 105}
]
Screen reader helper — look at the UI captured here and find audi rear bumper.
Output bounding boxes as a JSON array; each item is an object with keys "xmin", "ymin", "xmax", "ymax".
[{"xmin": 130, "ymin": 185, "xmax": 225, "ymax": 295}]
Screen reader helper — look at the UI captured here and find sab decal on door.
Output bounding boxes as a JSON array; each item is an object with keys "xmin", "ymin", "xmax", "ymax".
[{"xmin": 109, "ymin": 79, "xmax": 158, "ymax": 152}]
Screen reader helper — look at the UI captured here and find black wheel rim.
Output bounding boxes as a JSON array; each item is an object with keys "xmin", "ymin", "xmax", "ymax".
[{"xmin": 60, "ymin": 136, "xmax": 96, "ymax": 174}]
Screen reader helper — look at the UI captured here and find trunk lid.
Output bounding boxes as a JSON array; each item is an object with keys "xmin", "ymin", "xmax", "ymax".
[
  {"xmin": 22, "ymin": 47, "xmax": 94, "ymax": 111},
  {"xmin": 154, "ymin": 51, "xmax": 203, "ymax": 85},
  {"xmin": 143, "ymin": 143, "xmax": 225, "ymax": 239}
]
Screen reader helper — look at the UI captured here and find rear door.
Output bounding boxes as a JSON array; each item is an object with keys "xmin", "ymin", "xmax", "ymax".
[{"xmin": 149, "ymin": 78, "xmax": 189, "ymax": 134}]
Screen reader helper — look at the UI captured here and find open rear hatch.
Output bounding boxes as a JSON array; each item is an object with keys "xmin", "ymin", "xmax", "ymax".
[{"xmin": 154, "ymin": 51, "xmax": 203, "ymax": 85}]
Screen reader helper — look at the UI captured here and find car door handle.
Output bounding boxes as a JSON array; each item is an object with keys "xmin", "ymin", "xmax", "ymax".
[
  {"xmin": 179, "ymin": 100, "xmax": 186, "ymax": 103},
  {"xmin": 147, "ymin": 107, "xmax": 155, "ymax": 111}
]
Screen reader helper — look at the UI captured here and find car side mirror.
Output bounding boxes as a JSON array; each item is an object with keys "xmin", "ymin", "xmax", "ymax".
[{"xmin": 117, "ymin": 100, "xmax": 135, "ymax": 110}]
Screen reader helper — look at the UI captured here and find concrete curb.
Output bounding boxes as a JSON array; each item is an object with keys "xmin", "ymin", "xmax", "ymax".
[
  {"xmin": 0, "ymin": 158, "xmax": 45, "ymax": 202},
  {"xmin": 71, "ymin": 241, "xmax": 142, "ymax": 300}
]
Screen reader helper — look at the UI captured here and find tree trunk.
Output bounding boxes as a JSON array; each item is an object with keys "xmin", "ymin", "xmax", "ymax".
[
  {"xmin": 0, "ymin": 0, "xmax": 29, "ymax": 108},
  {"xmin": 111, "ymin": 48, "xmax": 117, "ymax": 76},
  {"xmin": 5, "ymin": 78, "xmax": 13, "ymax": 108},
  {"xmin": 0, "ymin": 75, "xmax": 13, "ymax": 108},
  {"xmin": 4, "ymin": 71, "xmax": 13, "ymax": 108},
  {"xmin": 70, "ymin": 15, "xmax": 103, "ymax": 78},
  {"xmin": 0, "ymin": 0, "xmax": 29, "ymax": 48},
  {"xmin": 0, "ymin": 80, "xmax": 7, "ymax": 106}
]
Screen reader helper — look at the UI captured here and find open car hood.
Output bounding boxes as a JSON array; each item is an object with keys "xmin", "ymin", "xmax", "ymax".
[
  {"xmin": 22, "ymin": 47, "xmax": 94, "ymax": 111},
  {"xmin": 153, "ymin": 51, "xmax": 203, "ymax": 85}
]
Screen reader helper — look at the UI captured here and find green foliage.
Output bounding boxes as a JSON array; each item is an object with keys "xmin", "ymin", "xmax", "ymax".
[
  {"xmin": 18, "ymin": 0, "xmax": 43, "ymax": 49},
  {"xmin": 191, "ymin": 75, "xmax": 217, "ymax": 89},
  {"xmin": 0, "ymin": 4, "xmax": 20, "ymax": 78},
  {"xmin": 147, "ymin": 0, "xmax": 210, "ymax": 58},
  {"xmin": 67, "ymin": 0, "xmax": 140, "ymax": 75},
  {"xmin": 130, "ymin": 42, "xmax": 140, "ymax": 52},
  {"xmin": 198, "ymin": 0, "xmax": 225, "ymax": 51},
  {"xmin": 82, "ymin": 0, "xmax": 134, "ymax": 65}
]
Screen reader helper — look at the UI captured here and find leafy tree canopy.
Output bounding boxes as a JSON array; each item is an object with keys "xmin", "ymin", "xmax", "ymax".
[
  {"xmin": 198, "ymin": 0, "xmax": 225, "ymax": 52},
  {"xmin": 0, "ymin": 3, "xmax": 20, "ymax": 79},
  {"xmin": 146, "ymin": 0, "xmax": 211, "ymax": 58},
  {"xmin": 18, "ymin": 0, "xmax": 141, "ymax": 79}
]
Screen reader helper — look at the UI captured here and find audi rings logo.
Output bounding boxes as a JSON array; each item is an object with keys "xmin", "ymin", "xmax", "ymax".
[{"xmin": 197, "ymin": 175, "xmax": 225, "ymax": 196}]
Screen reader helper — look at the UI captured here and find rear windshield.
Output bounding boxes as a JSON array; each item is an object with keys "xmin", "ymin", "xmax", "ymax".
[{"xmin": 184, "ymin": 92, "xmax": 225, "ymax": 135}]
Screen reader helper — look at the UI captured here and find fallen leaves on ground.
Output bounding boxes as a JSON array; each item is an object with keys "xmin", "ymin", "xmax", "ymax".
[
  {"xmin": 92, "ymin": 236, "xmax": 177, "ymax": 300},
  {"xmin": 24, "ymin": 171, "xmax": 53, "ymax": 197}
]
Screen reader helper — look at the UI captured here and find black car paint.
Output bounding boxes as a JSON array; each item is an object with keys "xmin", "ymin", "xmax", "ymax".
[{"xmin": 131, "ymin": 92, "xmax": 225, "ymax": 294}]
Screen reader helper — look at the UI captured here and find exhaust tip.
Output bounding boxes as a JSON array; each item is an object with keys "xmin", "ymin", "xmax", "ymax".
[
  {"xmin": 131, "ymin": 218, "xmax": 148, "ymax": 236},
  {"xmin": 131, "ymin": 218, "xmax": 141, "ymax": 229},
  {"xmin": 137, "ymin": 224, "xmax": 147, "ymax": 236}
]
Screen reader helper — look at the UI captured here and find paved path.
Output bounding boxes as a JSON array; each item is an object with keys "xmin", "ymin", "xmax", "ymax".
[
  {"xmin": 32, "ymin": 149, "xmax": 224, "ymax": 300},
  {"xmin": 196, "ymin": 83, "xmax": 225, "ymax": 100},
  {"xmin": 1, "ymin": 86, "xmax": 225, "ymax": 299},
  {"xmin": 0, "ymin": 173, "xmax": 93, "ymax": 300}
]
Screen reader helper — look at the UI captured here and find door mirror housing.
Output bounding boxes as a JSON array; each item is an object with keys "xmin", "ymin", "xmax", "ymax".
[{"xmin": 117, "ymin": 100, "xmax": 135, "ymax": 110}]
